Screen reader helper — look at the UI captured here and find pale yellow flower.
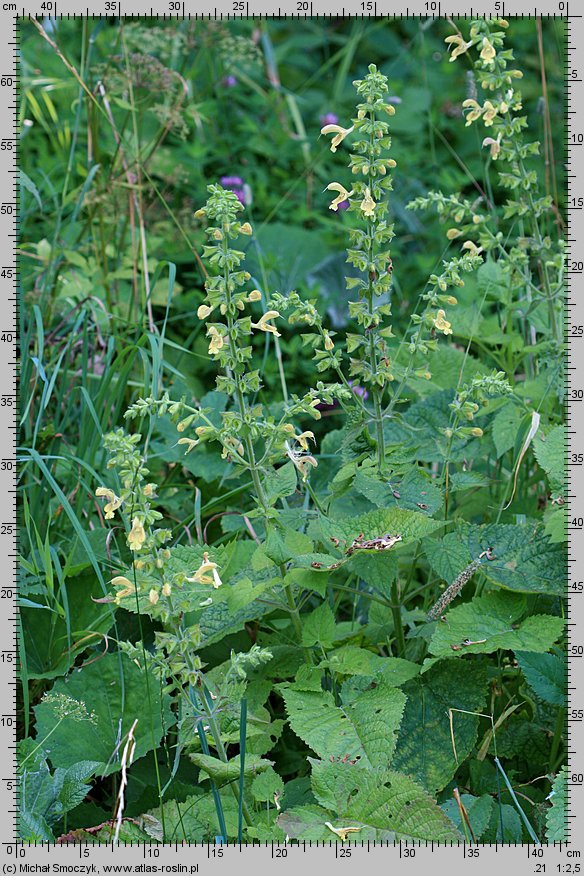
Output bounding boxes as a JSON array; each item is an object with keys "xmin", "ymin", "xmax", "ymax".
[
  {"xmin": 462, "ymin": 240, "xmax": 484, "ymax": 257},
  {"xmin": 148, "ymin": 588, "xmax": 159, "ymax": 606},
  {"xmin": 482, "ymin": 133, "xmax": 502, "ymax": 159},
  {"xmin": 480, "ymin": 37, "xmax": 496, "ymax": 61},
  {"xmin": 111, "ymin": 576, "xmax": 135, "ymax": 604},
  {"xmin": 323, "ymin": 331, "xmax": 334, "ymax": 351},
  {"xmin": 197, "ymin": 304, "xmax": 213, "ymax": 320},
  {"xmin": 471, "ymin": 427, "xmax": 484, "ymax": 437},
  {"xmin": 482, "ymin": 100, "xmax": 498, "ymax": 126},
  {"xmin": 294, "ymin": 431, "xmax": 315, "ymax": 451},
  {"xmin": 320, "ymin": 123, "xmax": 355, "ymax": 153},
  {"xmin": 177, "ymin": 437, "xmax": 200, "ymax": 454},
  {"xmin": 446, "ymin": 228, "xmax": 462, "ymax": 240},
  {"xmin": 185, "ymin": 552, "xmax": 223, "ymax": 589},
  {"xmin": 239, "ymin": 222, "xmax": 253, "ymax": 235},
  {"xmin": 207, "ymin": 325, "xmax": 226, "ymax": 355},
  {"xmin": 325, "ymin": 823, "xmax": 362, "ymax": 842},
  {"xmin": 95, "ymin": 487, "xmax": 123, "ymax": 520},
  {"xmin": 162, "ymin": 582, "xmax": 172, "ymax": 597},
  {"xmin": 359, "ymin": 187, "xmax": 376, "ymax": 218},
  {"xmin": 248, "ymin": 289, "xmax": 262, "ymax": 302},
  {"xmin": 444, "ymin": 33, "xmax": 473, "ymax": 61},
  {"xmin": 433, "ymin": 309, "xmax": 453, "ymax": 336},
  {"xmin": 127, "ymin": 517, "xmax": 146, "ymax": 551},
  {"xmin": 254, "ymin": 311, "xmax": 281, "ymax": 337},
  {"xmin": 462, "ymin": 99, "xmax": 482, "ymax": 126},
  {"xmin": 326, "ymin": 182, "xmax": 354, "ymax": 211}
]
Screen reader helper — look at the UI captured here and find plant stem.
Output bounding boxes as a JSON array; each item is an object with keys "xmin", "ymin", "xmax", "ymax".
[
  {"xmin": 390, "ymin": 579, "xmax": 406, "ymax": 657},
  {"xmin": 548, "ymin": 706, "xmax": 565, "ymax": 772}
]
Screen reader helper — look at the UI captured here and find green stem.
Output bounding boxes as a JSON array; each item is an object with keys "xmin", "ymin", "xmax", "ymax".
[
  {"xmin": 548, "ymin": 706, "xmax": 565, "ymax": 772},
  {"xmin": 390, "ymin": 579, "xmax": 406, "ymax": 657}
]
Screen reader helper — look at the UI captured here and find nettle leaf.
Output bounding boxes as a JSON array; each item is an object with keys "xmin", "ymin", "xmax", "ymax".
[
  {"xmin": 321, "ymin": 508, "xmax": 442, "ymax": 552},
  {"xmin": 428, "ymin": 592, "xmax": 564, "ymax": 657},
  {"xmin": 544, "ymin": 506, "xmax": 568, "ymax": 545},
  {"xmin": 33, "ymin": 653, "xmax": 173, "ymax": 775},
  {"xmin": 301, "ymin": 602, "xmax": 336, "ymax": 649},
  {"xmin": 343, "ymin": 770, "xmax": 462, "ymax": 841},
  {"xmin": 430, "ymin": 522, "xmax": 564, "ymax": 595},
  {"xmin": 280, "ymin": 682, "xmax": 406, "ymax": 770},
  {"xmin": 515, "ymin": 651, "xmax": 566, "ymax": 705},
  {"xmin": 323, "ymin": 646, "xmax": 420, "ymax": 685},
  {"xmin": 149, "ymin": 792, "xmax": 240, "ymax": 842},
  {"xmin": 277, "ymin": 805, "xmax": 340, "ymax": 841},
  {"xmin": 441, "ymin": 793, "xmax": 495, "ymax": 841},
  {"xmin": 546, "ymin": 766, "xmax": 568, "ymax": 842},
  {"xmin": 353, "ymin": 467, "xmax": 443, "ymax": 515},
  {"xmin": 250, "ymin": 766, "xmax": 284, "ymax": 804},
  {"xmin": 449, "ymin": 471, "xmax": 488, "ymax": 492},
  {"xmin": 263, "ymin": 461, "xmax": 298, "ymax": 504},
  {"xmin": 533, "ymin": 426, "xmax": 566, "ymax": 491},
  {"xmin": 393, "ymin": 659, "xmax": 489, "ymax": 793},
  {"xmin": 424, "ymin": 533, "xmax": 473, "ymax": 585}
]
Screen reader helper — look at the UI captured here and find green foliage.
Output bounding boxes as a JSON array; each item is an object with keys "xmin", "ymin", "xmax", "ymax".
[{"xmin": 19, "ymin": 15, "xmax": 565, "ymax": 843}]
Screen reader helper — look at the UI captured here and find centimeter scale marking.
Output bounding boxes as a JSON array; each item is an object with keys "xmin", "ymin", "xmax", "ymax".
[{"xmin": 5, "ymin": 3, "xmax": 581, "ymax": 871}]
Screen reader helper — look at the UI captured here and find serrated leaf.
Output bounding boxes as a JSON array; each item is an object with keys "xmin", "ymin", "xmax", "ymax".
[
  {"xmin": 492, "ymin": 403, "xmax": 523, "ymax": 458},
  {"xmin": 263, "ymin": 462, "xmax": 298, "ymax": 505},
  {"xmin": 322, "ymin": 647, "xmax": 419, "ymax": 685},
  {"xmin": 281, "ymin": 682, "xmax": 406, "ymax": 770},
  {"xmin": 534, "ymin": 426, "xmax": 566, "ymax": 491},
  {"xmin": 429, "ymin": 592, "xmax": 564, "ymax": 657},
  {"xmin": 393, "ymin": 659, "xmax": 489, "ymax": 793},
  {"xmin": 424, "ymin": 533, "xmax": 473, "ymax": 585},
  {"xmin": 321, "ymin": 508, "xmax": 442, "ymax": 552},
  {"xmin": 353, "ymin": 468, "xmax": 443, "ymax": 515},
  {"xmin": 301, "ymin": 602, "xmax": 336, "ymax": 649},
  {"xmin": 515, "ymin": 651, "xmax": 566, "ymax": 705},
  {"xmin": 546, "ymin": 766, "xmax": 567, "ymax": 842}
]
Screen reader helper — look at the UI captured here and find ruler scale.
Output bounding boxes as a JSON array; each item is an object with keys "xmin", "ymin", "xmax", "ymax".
[{"xmin": 8, "ymin": 2, "xmax": 579, "ymax": 871}]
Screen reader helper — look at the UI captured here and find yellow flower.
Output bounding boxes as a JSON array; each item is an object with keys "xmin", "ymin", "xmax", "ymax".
[
  {"xmin": 162, "ymin": 582, "xmax": 172, "ymax": 597},
  {"xmin": 320, "ymin": 123, "xmax": 355, "ymax": 153},
  {"xmin": 128, "ymin": 517, "xmax": 146, "ymax": 551},
  {"xmin": 95, "ymin": 487, "xmax": 123, "ymax": 520},
  {"xmin": 444, "ymin": 33, "xmax": 472, "ymax": 61},
  {"xmin": 359, "ymin": 187, "xmax": 376, "ymax": 218},
  {"xmin": 248, "ymin": 289, "xmax": 262, "ymax": 302},
  {"xmin": 294, "ymin": 431, "xmax": 315, "ymax": 451},
  {"xmin": 462, "ymin": 99, "xmax": 482, "ymax": 126},
  {"xmin": 177, "ymin": 437, "xmax": 200, "ymax": 454},
  {"xmin": 142, "ymin": 483, "xmax": 156, "ymax": 497},
  {"xmin": 323, "ymin": 331, "xmax": 334, "ymax": 351},
  {"xmin": 482, "ymin": 133, "xmax": 502, "ymax": 159},
  {"xmin": 254, "ymin": 311, "xmax": 281, "ymax": 337},
  {"xmin": 480, "ymin": 37, "xmax": 496, "ymax": 61},
  {"xmin": 197, "ymin": 304, "xmax": 213, "ymax": 320},
  {"xmin": 462, "ymin": 241, "xmax": 484, "ymax": 257},
  {"xmin": 326, "ymin": 182, "xmax": 354, "ymax": 211},
  {"xmin": 325, "ymin": 823, "xmax": 362, "ymax": 842},
  {"xmin": 433, "ymin": 309, "xmax": 453, "ymax": 336},
  {"xmin": 111, "ymin": 576, "xmax": 135, "ymax": 604},
  {"xmin": 471, "ymin": 427, "xmax": 484, "ymax": 437},
  {"xmin": 148, "ymin": 588, "xmax": 159, "ymax": 606},
  {"xmin": 207, "ymin": 325, "xmax": 226, "ymax": 355},
  {"xmin": 446, "ymin": 228, "xmax": 462, "ymax": 240},
  {"xmin": 185, "ymin": 552, "xmax": 223, "ymax": 589},
  {"xmin": 482, "ymin": 100, "xmax": 498, "ymax": 126},
  {"xmin": 240, "ymin": 222, "xmax": 253, "ymax": 235}
]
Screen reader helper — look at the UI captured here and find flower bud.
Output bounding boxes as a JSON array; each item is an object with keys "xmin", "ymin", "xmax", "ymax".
[
  {"xmin": 240, "ymin": 222, "xmax": 253, "ymax": 235},
  {"xmin": 197, "ymin": 304, "xmax": 213, "ymax": 320},
  {"xmin": 471, "ymin": 427, "xmax": 483, "ymax": 437}
]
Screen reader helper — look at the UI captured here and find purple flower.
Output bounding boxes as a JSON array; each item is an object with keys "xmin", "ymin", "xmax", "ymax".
[
  {"xmin": 222, "ymin": 75, "xmax": 237, "ymax": 88},
  {"xmin": 349, "ymin": 380, "xmax": 369, "ymax": 401},
  {"xmin": 337, "ymin": 200, "xmax": 349, "ymax": 211},
  {"xmin": 387, "ymin": 95, "xmax": 402, "ymax": 105},
  {"xmin": 320, "ymin": 112, "xmax": 339, "ymax": 127},
  {"xmin": 220, "ymin": 176, "xmax": 244, "ymax": 187}
]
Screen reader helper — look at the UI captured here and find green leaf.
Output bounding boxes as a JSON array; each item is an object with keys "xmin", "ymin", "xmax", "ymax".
[
  {"xmin": 492, "ymin": 403, "xmax": 524, "ymax": 458},
  {"xmin": 428, "ymin": 592, "xmax": 564, "ymax": 657},
  {"xmin": 33, "ymin": 653, "xmax": 173, "ymax": 775},
  {"xmin": 190, "ymin": 753, "xmax": 273, "ymax": 784},
  {"xmin": 280, "ymin": 682, "xmax": 406, "ymax": 770},
  {"xmin": 393, "ymin": 659, "xmax": 489, "ymax": 793},
  {"xmin": 546, "ymin": 766, "xmax": 568, "ymax": 842},
  {"xmin": 441, "ymin": 794, "xmax": 495, "ymax": 840},
  {"xmin": 424, "ymin": 533, "xmax": 472, "ymax": 584},
  {"xmin": 301, "ymin": 602, "xmax": 336, "ymax": 649},
  {"xmin": 515, "ymin": 651, "xmax": 566, "ymax": 705},
  {"xmin": 533, "ymin": 426, "xmax": 567, "ymax": 491},
  {"xmin": 250, "ymin": 767, "xmax": 284, "ymax": 804},
  {"xmin": 323, "ymin": 647, "xmax": 420, "ymax": 685},
  {"xmin": 320, "ymin": 508, "xmax": 442, "ymax": 552},
  {"xmin": 276, "ymin": 805, "xmax": 338, "ymax": 841},
  {"xmin": 148, "ymin": 793, "xmax": 241, "ymax": 842},
  {"xmin": 263, "ymin": 462, "xmax": 298, "ymax": 505},
  {"xmin": 353, "ymin": 467, "xmax": 443, "ymax": 515}
]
